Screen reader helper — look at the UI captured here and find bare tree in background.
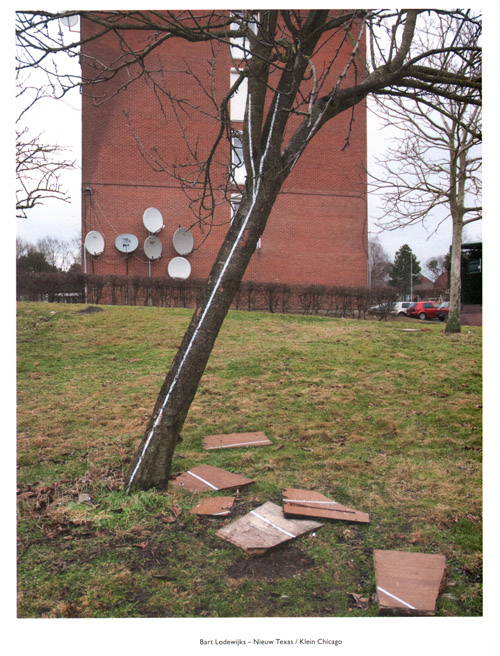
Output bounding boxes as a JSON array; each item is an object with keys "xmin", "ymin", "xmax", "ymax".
[
  {"xmin": 36, "ymin": 236, "xmax": 79, "ymax": 271},
  {"xmin": 370, "ymin": 14, "xmax": 481, "ymax": 333},
  {"xmin": 369, "ymin": 236, "xmax": 391, "ymax": 287},
  {"xmin": 16, "ymin": 79, "xmax": 76, "ymax": 218},
  {"xmin": 16, "ymin": 235, "xmax": 81, "ymax": 271},
  {"xmin": 16, "ymin": 9, "xmax": 481, "ymax": 489}
]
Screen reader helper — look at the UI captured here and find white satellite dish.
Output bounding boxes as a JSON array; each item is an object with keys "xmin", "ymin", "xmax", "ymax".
[
  {"xmin": 168, "ymin": 257, "xmax": 191, "ymax": 280},
  {"xmin": 115, "ymin": 233, "xmax": 139, "ymax": 254},
  {"xmin": 144, "ymin": 236, "xmax": 162, "ymax": 261},
  {"xmin": 84, "ymin": 231, "xmax": 105, "ymax": 256},
  {"xmin": 143, "ymin": 207, "xmax": 164, "ymax": 234},
  {"xmin": 172, "ymin": 227, "xmax": 194, "ymax": 255},
  {"xmin": 60, "ymin": 14, "xmax": 78, "ymax": 27}
]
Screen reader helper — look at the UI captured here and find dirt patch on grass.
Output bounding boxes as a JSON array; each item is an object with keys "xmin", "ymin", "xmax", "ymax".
[
  {"xmin": 128, "ymin": 541, "xmax": 174, "ymax": 573},
  {"xmin": 226, "ymin": 546, "xmax": 315, "ymax": 580},
  {"xmin": 76, "ymin": 306, "xmax": 104, "ymax": 315}
]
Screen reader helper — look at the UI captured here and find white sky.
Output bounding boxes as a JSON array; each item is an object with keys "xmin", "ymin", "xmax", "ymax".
[
  {"xmin": 15, "ymin": 89, "xmax": 82, "ymax": 245},
  {"xmin": 367, "ymin": 104, "xmax": 481, "ymax": 270}
]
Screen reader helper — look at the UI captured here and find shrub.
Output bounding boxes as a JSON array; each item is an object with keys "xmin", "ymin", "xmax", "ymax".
[{"xmin": 16, "ymin": 273, "xmax": 404, "ymax": 319}]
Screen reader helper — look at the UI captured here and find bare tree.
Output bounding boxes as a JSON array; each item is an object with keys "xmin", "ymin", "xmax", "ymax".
[
  {"xmin": 16, "ymin": 235, "xmax": 81, "ymax": 271},
  {"xmin": 16, "ymin": 78, "xmax": 76, "ymax": 218},
  {"xmin": 35, "ymin": 236, "xmax": 79, "ymax": 271},
  {"xmin": 369, "ymin": 14, "xmax": 481, "ymax": 333},
  {"xmin": 16, "ymin": 237, "xmax": 30, "ymax": 259},
  {"xmin": 369, "ymin": 236, "xmax": 391, "ymax": 287},
  {"xmin": 16, "ymin": 9, "xmax": 481, "ymax": 490}
]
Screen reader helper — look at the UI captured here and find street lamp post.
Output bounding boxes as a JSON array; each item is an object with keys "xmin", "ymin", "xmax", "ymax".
[{"xmin": 410, "ymin": 255, "xmax": 413, "ymax": 300}]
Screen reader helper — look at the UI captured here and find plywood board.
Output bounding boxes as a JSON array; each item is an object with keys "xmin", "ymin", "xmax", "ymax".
[
  {"xmin": 203, "ymin": 431, "xmax": 272, "ymax": 450},
  {"xmin": 282, "ymin": 488, "xmax": 370, "ymax": 524},
  {"xmin": 374, "ymin": 549, "xmax": 446, "ymax": 615},
  {"xmin": 189, "ymin": 497, "xmax": 235, "ymax": 516},
  {"xmin": 171, "ymin": 464, "xmax": 255, "ymax": 493},
  {"xmin": 216, "ymin": 501, "xmax": 322, "ymax": 556}
]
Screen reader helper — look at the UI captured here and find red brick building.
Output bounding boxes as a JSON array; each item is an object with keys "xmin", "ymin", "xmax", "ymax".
[{"xmin": 81, "ymin": 13, "xmax": 367, "ymax": 287}]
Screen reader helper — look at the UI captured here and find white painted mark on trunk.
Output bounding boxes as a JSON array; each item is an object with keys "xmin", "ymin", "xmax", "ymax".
[{"xmin": 127, "ymin": 91, "xmax": 281, "ymax": 491}]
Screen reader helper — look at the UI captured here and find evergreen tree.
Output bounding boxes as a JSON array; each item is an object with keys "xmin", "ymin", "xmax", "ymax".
[
  {"xmin": 425, "ymin": 256, "xmax": 446, "ymax": 282},
  {"xmin": 16, "ymin": 248, "xmax": 59, "ymax": 274},
  {"xmin": 388, "ymin": 244, "xmax": 421, "ymax": 298}
]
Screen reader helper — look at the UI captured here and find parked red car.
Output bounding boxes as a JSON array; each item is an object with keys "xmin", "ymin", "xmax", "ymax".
[{"xmin": 406, "ymin": 301, "xmax": 440, "ymax": 320}]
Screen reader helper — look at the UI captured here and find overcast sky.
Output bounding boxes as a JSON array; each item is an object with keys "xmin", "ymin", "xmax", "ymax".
[{"xmin": 14, "ymin": 8, "xmax": 488, "ymax": 273}]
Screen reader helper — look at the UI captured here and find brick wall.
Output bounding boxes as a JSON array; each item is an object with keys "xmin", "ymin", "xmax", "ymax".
[{"xmin": 81, "ymin": 12, "xmax": 367, "ymax": 288}]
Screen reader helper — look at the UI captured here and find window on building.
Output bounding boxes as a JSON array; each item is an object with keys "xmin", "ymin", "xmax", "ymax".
[
  {"xmin": 230, "ymin": 68, "xmax": 248, "ymax": 122},
  {"xmin": 230, "ymin": 11, "xmax": 258, "ymax": 60},
  {"xmin": 231, "ymin": 133, "xmax": 246, "ymax": 184},
  {"xmin": 230, "ymin": 193, "xmax": 260, "ymax": 248},
  {"xmin": 230, "ymin": 194, "xmax": 241, "ymax": 221}
]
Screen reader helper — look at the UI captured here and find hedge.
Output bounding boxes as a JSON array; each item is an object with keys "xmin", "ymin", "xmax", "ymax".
[{"xmin": 16, "ymin": 272, "xmax": 398, "ymax": 318}]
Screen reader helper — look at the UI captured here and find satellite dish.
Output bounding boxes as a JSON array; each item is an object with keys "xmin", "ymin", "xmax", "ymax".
[
  {"xmin": 144, "ymin": 236, "xmax": 162, "ymax": 261},
  {"xmin": 173, "ymin": 227, "xmax": 194, "ymax": 255},
  {"xmin": 60, "ymin": 15, "xmax": 78, "ymax": 27},
  {"xmin": 115, "ymin": 233, "xmax": 139, "ymax": 254},
  {"xmin": 143, "ymin": 207, "xmax": 164, "ymax": 234},
  {"xmin": 84, "ymin": 231, "xmax": 105, "ymax": 256},
  {"xmin": 168, "ymin": 257, "xmax": 191, "ymax": 280}
]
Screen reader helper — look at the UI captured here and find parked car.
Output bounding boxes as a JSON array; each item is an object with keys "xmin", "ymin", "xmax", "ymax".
[
  {"xmin": 369, "ymin": 302, "xmax": 394, "ymax": 315},
  {"xmin": 437, "ymin": 302, "xmax": 449, "ymax": 321},
  {"xmin": 406, "ymin": 301, "xmax": 440, "ymax": 320},
  {"xmin": 391, "ymin": 301, "xmax": 412, "ymax": 316}
]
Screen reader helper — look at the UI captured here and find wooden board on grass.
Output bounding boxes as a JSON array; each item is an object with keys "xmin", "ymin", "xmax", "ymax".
[
  {"xmin": 216, "ymin": 501, "xmax": 322, "ymax": 556},
  {"xmin": 282, "ymin": 488, "xmax": 370, "ymax": 524},
  {"xmin": 374, "ymin": 549, "xmax": 446, "ymax": 615},
  {"xmin": 203, "ymin": 431, "xmax": 271, "ymax": 450},
  {"xmin": 171, "ymin": 464, "xmax": 254, "ymax": 493},
  {"xmin": 190, "ymin": 497, "xmax": 235, "ymax": 516}
]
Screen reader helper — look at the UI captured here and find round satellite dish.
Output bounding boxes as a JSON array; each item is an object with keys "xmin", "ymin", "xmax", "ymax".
[
  {"xmin": 143, "ymin": 207, "xmax": 164, "ymax": 234},
  {"xmin": 115, "ymin": 233, "xmax": 139, "ymax": 254},
  {"xmin": 60, "ymin": 15, "xmax": 78, "ymax": 27},
  {"xmin": 168, "ymin": 257, "xmax": 191, "ymax": 280},
  {"xmin": 173, "ymin": 227, "xmax": 194, "ymax": 255},
  {"xmin": 144, "ymin": 236, "xmax": 162, "ymax": 261},
  {"xmin": 84, "ymin": 231, "xmax": 105, "ymax": 256}
]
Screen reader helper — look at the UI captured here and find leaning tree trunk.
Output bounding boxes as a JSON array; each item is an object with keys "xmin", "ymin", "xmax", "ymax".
[
  {"xmin": 126, "ymin": 179, "xmax": 282, "ymax": 491},
  {"xmin": 125, "ymin": 9, "xmax": 365, "ymax": 492}
]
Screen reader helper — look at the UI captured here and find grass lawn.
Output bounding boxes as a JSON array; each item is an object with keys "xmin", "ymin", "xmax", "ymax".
[{"xmin": 16, "ymin": 302, "xmax": 482, "ymax": 618}]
